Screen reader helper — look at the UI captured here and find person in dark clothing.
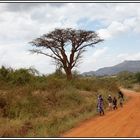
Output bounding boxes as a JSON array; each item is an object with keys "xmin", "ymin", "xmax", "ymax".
[
  {"xmin": 118, "ymin": 90, "xmax": 124, "ymax": 100},
  {"xmin": 112, "ymin": 97, "xmax": 117, "ymax": 110},
  {"xmin": 118, "ymin": 90, "xmax": 124, "ymax": 107},
  {"xmin": 97, "ymin": 95, "xmax": 104, "ymax": 116},
  {"xmin": 107, "ymin": 95, "xmax": 113, "ymax": 110}
]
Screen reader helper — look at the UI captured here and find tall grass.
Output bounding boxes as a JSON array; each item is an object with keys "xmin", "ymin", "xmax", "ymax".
[{"xmin": 0, "ymin": 66, "xmax": 120, "ymax": 137}]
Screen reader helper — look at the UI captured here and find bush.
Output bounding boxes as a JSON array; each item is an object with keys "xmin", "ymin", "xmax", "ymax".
[
  {"xmin": 116, "ymin": 71, "xmax": 136, "ymax": 88},
  {"xmin": 71, "ymin": 79, "xmax": 95, "ymax": 91},
  {"xmin": 0, "ymin": 66, "xmax": 12, "ymax": 81},
  {"xmin": 0, "ymin": 67, "xmax": 120, "ymax": 137},
  {"xmin": 135, "ymin": 72, "xmax": 140, "ymax": 84},
  {"xmin": 0, "ymin": 66, "xmax": 36, "ymax": 86},
  {"xmin": 11, "ymin": 69, "xmax": 34, "ymax": 85},
  {"xmin": 1, "ymin": 88, "xmax": 47, "ymax": 119}
]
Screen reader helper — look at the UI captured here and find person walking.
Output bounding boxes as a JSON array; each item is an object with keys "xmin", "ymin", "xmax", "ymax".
[
  {"xmin": 107, "ymin": 95, "xmax": 113, "ymax": 111},
  {"xmin": 118, "ymin": 90, "xmax": 124, "ymax": 107},
  {"xmin": 112, "ymin": 97, "xmax": 117, "ymax": 110},
  {"xmin": 97, "ymin": 95, "xmax": 105, "ymax": 116}
]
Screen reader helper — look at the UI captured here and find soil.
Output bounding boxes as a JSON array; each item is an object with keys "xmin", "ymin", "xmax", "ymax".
[{"xmin": 62, "ymin": 89, "xmax": 140, "ymax": 137}]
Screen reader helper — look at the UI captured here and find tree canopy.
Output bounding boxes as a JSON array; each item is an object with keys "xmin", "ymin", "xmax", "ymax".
[{"xmin": 30, "ymin": 28, "xmax": 103, "ymax": 80}]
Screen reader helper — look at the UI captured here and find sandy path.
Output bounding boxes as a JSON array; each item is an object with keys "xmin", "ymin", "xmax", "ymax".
[{"xmin": 62, "ymin": 89, "xmax": 140, "ymax": 137}]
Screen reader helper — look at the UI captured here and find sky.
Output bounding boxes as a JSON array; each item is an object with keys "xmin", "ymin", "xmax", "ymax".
[{"xmin": 0, "ymin": 3, "xmax": 140, "ymax": 74}]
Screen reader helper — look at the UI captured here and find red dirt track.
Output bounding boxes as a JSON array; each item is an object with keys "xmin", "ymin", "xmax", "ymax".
[{"xmin": 63, "ymin": 89, "xmax": 140, "ymax": 137}]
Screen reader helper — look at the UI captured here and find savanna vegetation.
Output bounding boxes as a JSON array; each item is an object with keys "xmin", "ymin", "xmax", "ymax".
[
  {"xmin": 0, "ymin": 66, "xmax": 119, "ymax": 137},
  {"xmin": 0, "ymin": 28, "xmax": 140, "ymax": 137},
  {"xmin": 115, "ymin": 71, "xmax": 140, "ymax": 91}
]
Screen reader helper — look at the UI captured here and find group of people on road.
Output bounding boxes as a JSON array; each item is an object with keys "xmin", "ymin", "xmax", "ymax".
[{"xmin": 97, "ymin": 90, "xmax": 124, "ymax": 116}]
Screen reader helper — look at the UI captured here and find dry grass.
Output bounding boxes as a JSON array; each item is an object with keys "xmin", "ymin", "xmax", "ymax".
[{"xmin": 0, "ymin": 67, "xmax": 120, "ymax": 137}]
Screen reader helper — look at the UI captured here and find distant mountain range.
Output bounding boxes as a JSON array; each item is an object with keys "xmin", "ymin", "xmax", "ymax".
[{"xmin": 82, "ymin": 60, "xmax": 140, "ymax": 76}]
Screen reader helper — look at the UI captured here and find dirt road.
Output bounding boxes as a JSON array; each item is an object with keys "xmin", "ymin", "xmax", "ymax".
[{"xmin": 63, "ymin": 89, "xmax": 140, "ymax": 137}]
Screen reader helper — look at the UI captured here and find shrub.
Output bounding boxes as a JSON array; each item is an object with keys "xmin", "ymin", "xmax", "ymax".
[
  {"xmin": 2, "ymin": 88, "xmax": 47, "ymax": 119},
  {"xmin": 135, "ymin": 72, "xmax": 140, "ymax": 84},
  {"xmin": 0, "ymin": 67, "xmax": 120, "ymax": 137},
  {"xmin": 11, "ymin": 69, "xmax": 34, "ymax": 85},
  {"xmin": 116, "ymin": 71, "xmax": 137, "ymax": 88},
  {"xmin": 0, "ymin": 66, "xmax": 12, "ymax": 81}
]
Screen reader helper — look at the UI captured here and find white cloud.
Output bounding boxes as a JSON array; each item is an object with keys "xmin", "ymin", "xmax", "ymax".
[
  {"xmin": 79, "ymin": 47, "xmax": 108, "ymax": 72},
  {"xmin": 98, "ymin": 17, "xmax": 140, "ymax": 39},
  {"xmin": 1, "ymin": 3, "xmax": 140, "ymax": 41},
  {"xmin": 0, "ymin": 43, "xmax": 55, "ymax": 74},
  {"xmin": 90, "ymin": 47, "xmax": 108, "ymax": 61},
  {"xmin": 0, "ymin": 3, "xmax": 140, "ymax": 73},
  {"xmin": 1, "ymin": 3, "xmax": 140, "ymax": 42},
  {"xmin": 117, "ymin": 53, "xmax": 140, "ymax": 61}
]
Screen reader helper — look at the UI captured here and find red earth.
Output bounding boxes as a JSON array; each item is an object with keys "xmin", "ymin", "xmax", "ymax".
[{"xmin": 62, "ymin": 89, "xmax": 140, "ymax": 137}]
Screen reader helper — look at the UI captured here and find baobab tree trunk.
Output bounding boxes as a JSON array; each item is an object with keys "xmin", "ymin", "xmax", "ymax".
[{"xmin": 65, "ymin": 68, "xmax": 72, "ymax": 80}]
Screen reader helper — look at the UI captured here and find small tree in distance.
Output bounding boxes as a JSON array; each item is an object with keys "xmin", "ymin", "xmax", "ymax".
[{"xmin": 30, "ymin": 28, "xmax": 103, "ymax": 80}]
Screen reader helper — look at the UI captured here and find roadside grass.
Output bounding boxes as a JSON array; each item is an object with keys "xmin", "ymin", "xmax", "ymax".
[{"xmin": 0, "ymin": 66, "xmax": 120, "ymax": 137}]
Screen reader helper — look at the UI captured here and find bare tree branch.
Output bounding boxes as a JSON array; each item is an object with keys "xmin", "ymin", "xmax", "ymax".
[
  {"xmin": 76, "ymin": 39, "xmax": 103, "ymax": 52},
  {"xmin": 29, "ymin": 28, "xmax": 104, "ymax": 80},
  {"xmin": 30, "ymin": 49, "xmax": 61, "ymax": 61}
]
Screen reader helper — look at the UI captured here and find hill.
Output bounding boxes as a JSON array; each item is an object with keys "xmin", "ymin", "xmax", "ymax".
[{"xmin": 82, "ymin": 60, "xmax": 140, "ymax": 76}]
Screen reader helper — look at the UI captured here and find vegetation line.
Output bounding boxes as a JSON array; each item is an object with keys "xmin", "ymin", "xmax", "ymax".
[{"xmin": 0, "ymin": 65, "xmax": 140, "ymax": 137}]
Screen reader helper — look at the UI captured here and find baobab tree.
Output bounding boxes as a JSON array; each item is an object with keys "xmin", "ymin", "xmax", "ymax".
[{"xmin": 30, "ymin": 28, "xmax": 103, "ymax": 80}]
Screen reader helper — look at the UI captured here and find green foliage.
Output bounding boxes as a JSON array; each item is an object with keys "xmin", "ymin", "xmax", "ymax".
[
  {"xmin": 135, "ymin": 72, "xmax": 140, "ymax": 84},
  {"xmin": 11, "ymin": 69, "xmax": 33, "ymax": 85},
  {"xmin": 116, "ymin": 71, "xmax": 137, "ymax": 88},
  {"xmin": 46, "ymin": 68, "xmax": 66, "ymax": 79},
  {"xmin": 0, "ymin": 66, "xmax": 12, "ymax": 81},
  {"xmin": 0, "ymin": 66, "xmax": 120, "ymax": 137},
  {"xmin": 71, "ymin": 77, "xmax": 119, "ymax": 93},
  {"xmin": 0, "ymin": 66, "xmax": 35, "ymax": 85}
]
